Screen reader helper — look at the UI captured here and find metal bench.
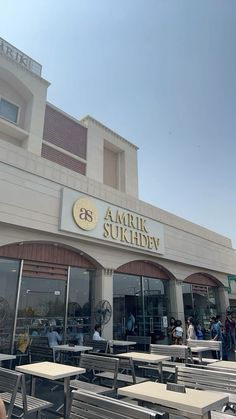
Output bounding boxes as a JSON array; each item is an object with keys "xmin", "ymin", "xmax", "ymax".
[
  {"xmin": 176, "ymin": 365, "xmax": 236, "ymax": 406},
  {"xmin": 70, "ymin": 389, "xmax": 167, "ymax": 418},
  {"xmin": 29, "ymin": 345, "xmax": 54, "ymax": 363},
  {"xmin": 70, "ymin": 353, "xmax": 119, "ymax": 395},
  {"xmin": 30, "ymin": 336, "xmax": 49, "ymax": 347},
  {"xmin": 87, "ymin": 340, "xmax": 109, "ymax": 353},
  {"xmin": 0, "ymin": 366, "xmax": 52, "ymax": 418},
  {"xmin": 95, "ymin": 354, "xmax": 148, "ymax": 385},
  {"xmin": 127, "ymin": 335, "xmax": 151, "ymax": 351},
  {"xmin": 211, "ymin": 412, "xmax": 236, "ymax": 419},
  {"xmin": 187, "ymin": 339, "xmax": 223, "ymax": 362},
  {"xmin": 148, "ymin": 344, "xmax": 193, "ymax": 380},
  {"xmin": 150, "ymin": 344, "xmax": 192, "ymax": 362}
]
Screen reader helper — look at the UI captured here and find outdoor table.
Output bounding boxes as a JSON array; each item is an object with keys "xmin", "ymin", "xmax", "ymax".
[
  {"xmin": 52, "ymin": 344, "xmax": 93, "ymax": 362},
  {"xmin": 16, "ymin": 361, "xmax": 85, "ymax": 419},
  {"xmin": 117, "ymin": 351, "xmax": 170, "ymax": 382},
  {"xmin": 109, "ymin": 340, "xmax": 136, "ymax": 353},
  {"xmin": 207, "ymin": 360, "xmax": 236, "ymax": 370},
  {"xmin": 118, "ymin": 381, "xmax": 229, "ymax": 419},
  {"xmin": 0, "ymin": 353, "xmax": 16, "ymax": 362}
]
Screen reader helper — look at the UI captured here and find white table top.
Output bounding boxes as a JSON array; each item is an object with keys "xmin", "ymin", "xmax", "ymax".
[
  {"xmin": 53, "ymin": 344, "xmax": 93, "ymax": 352},
  {"xmin": 117, "ymin": 351, "xmax": 170, "ymax": 363},
  {"xmin": 16, "ymin": 361, "xmax": 85, "ymax": 380},
  {"xmin": 207, "ymin": 360, "xmax": 236, "ymax": 370},
  {"xmin": 118, "ymin": 381, "xmax": 228, "ymax": 416},
  {"xmin": 109, "ymin": 340, "xmax": 137, "ymax": 346},
  {"xmin": 0, "ymin": 354, "xmax": 16, "ymax": 361}
]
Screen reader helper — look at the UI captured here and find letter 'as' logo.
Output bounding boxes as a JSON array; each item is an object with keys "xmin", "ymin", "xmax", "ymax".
[{"xmin": 73, "ymin": 198, "xmax": 99, "ymax": 231}]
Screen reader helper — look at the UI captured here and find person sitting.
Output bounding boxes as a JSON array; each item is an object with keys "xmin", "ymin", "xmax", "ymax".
[
  {"xmin": 46, "ymin": 325, "xmax": 62, "ymax": 347},
  {"xmin": 93, "ymin": 324, "xmax": 104, "ymax": 341}
]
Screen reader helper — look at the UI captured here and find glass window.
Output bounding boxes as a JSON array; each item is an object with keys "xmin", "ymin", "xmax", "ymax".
[
  {"xmin": 183, "ymin": 282, "xmax": 219, "ymax": 337},
  {"xmin": 16, "ymin": 276, "xmax": 66, "ymax": 342},
  {"xmin": 113, "ymin": 273, "xmax": 169, "ymax": 343},
  {"xmin": 143, "ymin": 277, "xmax": 170, "ymax": 343},
  {"xmin": 67, "ymin": 267, "xmax": 95, "ymax": 344},
  {"xmin": 0, "ymin": 98, "xmax": 19, "ymax": 124},
  {"xmin": 0, "ymin": 258, "xmax": 20, "ymax": 353}
]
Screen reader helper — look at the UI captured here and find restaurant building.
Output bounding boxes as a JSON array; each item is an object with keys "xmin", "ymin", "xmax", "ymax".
[{"xmin": 0, "ymin": 38, "xmax": 235, "ymax": 353}]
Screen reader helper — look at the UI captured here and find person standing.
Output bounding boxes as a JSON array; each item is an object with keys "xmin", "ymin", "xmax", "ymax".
[
  {"xmin": 169, "ymin": 317, "xmax": 176, "ymax": 344},
  {"xmin": 126, "ymin": 312, "xmax": 136, "ymax": 336},
  {"xmin": 225, "ymin": 311, "xmax": 236, "ymax": 350},
  {"xmin": 187, "ymin": 317, "xmax": 197, "ymax": 340},
  {"xmin": 210, "ymin": 316, "xmax": 222, "ymax": 359},
  {"xmin": 173, "ymin": 320, "xmax": 183, "ymax": 345}
]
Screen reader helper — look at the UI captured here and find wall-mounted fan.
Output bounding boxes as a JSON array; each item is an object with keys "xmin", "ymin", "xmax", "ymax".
[{"xmin": 94, "ymin": 300, "xmax": 112, "ymax": 325}]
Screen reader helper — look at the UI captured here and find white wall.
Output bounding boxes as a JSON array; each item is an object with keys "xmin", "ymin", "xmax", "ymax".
[
  {"xmin": 0, "ymin": 53, "xmax": 49, "ymax": 155},
  {"xmin": 82, "ymin": 116, "xmax": 139, "ymax": 199},
  {"xmin": 0, "ymin": 138, "xmax": 235, "ymax": 282}
]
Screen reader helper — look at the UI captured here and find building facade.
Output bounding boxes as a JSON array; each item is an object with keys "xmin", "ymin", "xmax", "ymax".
[{"xmin": 0, "ymin": 38, "xmax": 236, "ymax": 353}]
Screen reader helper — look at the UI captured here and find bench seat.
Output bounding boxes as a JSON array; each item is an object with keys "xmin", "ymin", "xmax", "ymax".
[
  {"xmin": 177, "ymin": 365, "xmax": 236, "ymax": 407},
  {"xmin": 70, "ymin": 379, "xmax": 112, "ymax": 394},
  {"xmin": 70, "ymin": 389, "xmax": 167, "ymax": 418},
  {"xmin": 70, "ymin": 353, "xmax": 120, "ymax": 395},
  {"xmin": 191, "ymin": 357, "xmax": 218, "ymax": 364},
  {"xmin": 1, "ymin": 391, "xmax": 52, "ymax": 414},
  {"xmin": 95, "ymin": 371, "xmax": 148, "ymax": 384}
]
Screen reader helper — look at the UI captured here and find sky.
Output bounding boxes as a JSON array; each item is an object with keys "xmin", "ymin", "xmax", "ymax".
[{"xmin": 1, "ymin": 0, "xmax": 236, "ymax": 248}]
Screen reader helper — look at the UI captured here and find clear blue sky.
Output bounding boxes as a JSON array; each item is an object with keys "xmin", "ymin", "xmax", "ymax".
[{"xmin": 1, "ymin": 0, "xmax": 236, "ymax": 248}]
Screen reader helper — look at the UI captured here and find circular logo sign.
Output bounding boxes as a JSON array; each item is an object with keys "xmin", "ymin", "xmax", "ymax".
[{"xmin": 72, "ymin": 197, "xmax": 99, "ymax": 231}]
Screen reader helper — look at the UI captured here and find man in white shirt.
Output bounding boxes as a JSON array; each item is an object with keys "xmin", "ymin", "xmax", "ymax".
[{"xmin": 93, "ymin": 324, "xmax": 104, "ymax": 341}]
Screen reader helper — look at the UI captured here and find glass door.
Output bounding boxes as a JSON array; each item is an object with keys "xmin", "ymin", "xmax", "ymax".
[
  {"xmin": 113, "ymin": 274, "xmax": 142, "ymax": 339},
  {"xmin": 113, "ymin": 273, "xmax": 169, "ymax": 343},
  {"xmin": 142, "ymin": 277, "xmax": 169, "ymax": 344},
  {"xmin": 15, "ymin": 276, "xmax": 67, "ymax": 350}
]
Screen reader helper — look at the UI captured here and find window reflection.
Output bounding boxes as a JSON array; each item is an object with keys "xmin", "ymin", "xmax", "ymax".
[
  {"xmin": 67, "ymin": 268, "xmax": 95, "ymax": 344},
  {"xmin": 183, "ymin": 283, "xmax": 219, "ymax": 336},
  {"xmin": 113, "ymin": 273, "xmax": 169, "ymax": 343},
  {"xmin": 0, "ymin": 258, "xmax": 19, "ymax": 353}
]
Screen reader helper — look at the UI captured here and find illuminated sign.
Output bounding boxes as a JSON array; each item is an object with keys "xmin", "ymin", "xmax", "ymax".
[
  {"xmin": 60, "ymin": 188, "xmax": 165, "ymax": 255},
  {"xmin": 0, "ymin": 38, "xmax": 42, "ymax": 77}
]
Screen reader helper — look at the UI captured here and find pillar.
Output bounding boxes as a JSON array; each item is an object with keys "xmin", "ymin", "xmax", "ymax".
[
  {"xmin": 218, "ymin": 286, "xmax": 230, "ymax": 321},
  {"xmin": 94, "ymin": 268, "xmax": 113, "ymax": 340},
  {"xmin": 169, "ymin": 279, "xmax": 185, "ymax": 330}
]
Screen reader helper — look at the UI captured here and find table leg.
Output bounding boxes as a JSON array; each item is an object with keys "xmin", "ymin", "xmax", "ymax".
[
  {"xmin": 158, "ymin": 362, "xmax": 163, "ymax": 382},
  {"xmin": 64, "ymin": 377, "xmax": 70, "ymax": 419},
  {"xmin": 31, "ymin": 377, "xmax": 36, "ymax": 396},
  {"xmin": 198, "ymin": 353, "xmax": 202, "ymax": 363}
]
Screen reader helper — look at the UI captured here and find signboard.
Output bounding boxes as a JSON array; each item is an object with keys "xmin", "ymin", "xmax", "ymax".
[
  {"xmin": 0, "ymin": 37, "xmax": 42, "ymax": 77},
  {"xmin": 60, "ymin": 188, "xmax": 165, "ymax": 255},
  {"xmin": 162, "ymin": 316, "xmax": 168, "ymax": 328}
]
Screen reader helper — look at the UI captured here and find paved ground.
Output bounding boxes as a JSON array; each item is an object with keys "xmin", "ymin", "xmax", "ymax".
[{"xmin": 8, "ymin": 348, "xmax": 236, "ymax": 418}]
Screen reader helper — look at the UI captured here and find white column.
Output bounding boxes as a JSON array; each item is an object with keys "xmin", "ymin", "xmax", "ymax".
[
  {"xmin": 218, "ymin": 286, "xmax": 230, "ymax": 320},
  {"xmin": 94, "ymin": 268, "xmax": 113, "ymax": 340},
  {"xmin": 169, "ymin": 279, "xmax": 185, "ymax": 329}
]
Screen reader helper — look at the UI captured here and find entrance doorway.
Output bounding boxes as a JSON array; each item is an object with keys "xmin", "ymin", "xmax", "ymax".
[
  {"xmin": 16, "ymin": 276, "xmax": 67, "ymax": 343},
  {"xmin": 113, "ymin": 273, "xmax": 169, "ymax": 343}
]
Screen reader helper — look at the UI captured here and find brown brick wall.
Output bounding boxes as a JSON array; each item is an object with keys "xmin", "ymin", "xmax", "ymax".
[
  {"xmin": 42, "ymin": 143, "xmax": 86, "ymax": 175},
  {"xmin": 116, "ymin": 261, "xmax": 171, "ymax": 279},
  {"xmin": 43, "ymin": 104, "xmax": 87, "ymax": 159}
]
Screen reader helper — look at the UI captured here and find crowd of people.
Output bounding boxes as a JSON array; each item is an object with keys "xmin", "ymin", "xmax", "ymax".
[{"xmin": 170, "ymin": 311, "xmax": 236, "ymax": 360}]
